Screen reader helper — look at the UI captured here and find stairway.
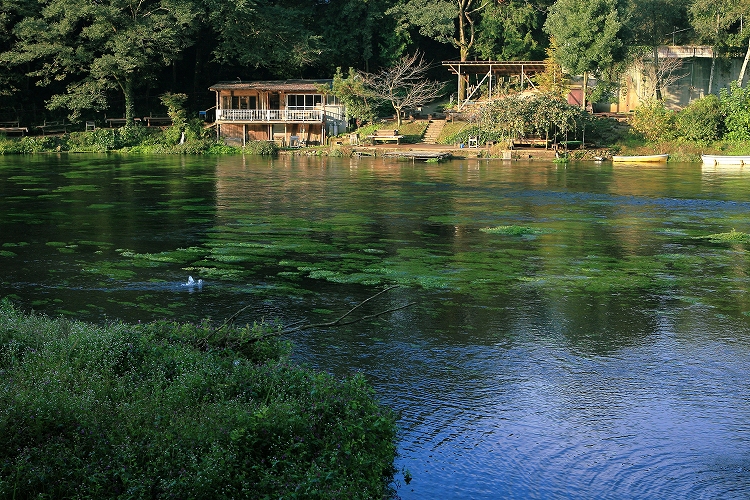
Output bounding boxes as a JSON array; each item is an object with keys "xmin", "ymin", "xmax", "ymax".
[{"xmin": 421, "ymin": 119, "xmax": 446, "ymax": 144}]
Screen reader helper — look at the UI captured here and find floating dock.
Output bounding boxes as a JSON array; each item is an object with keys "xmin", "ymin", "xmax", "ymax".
[{"xmin": 382, "ymin": 150, "xmax": 452, "ymax": 161}]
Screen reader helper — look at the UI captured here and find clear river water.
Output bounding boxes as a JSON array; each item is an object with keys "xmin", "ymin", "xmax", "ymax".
[{"xmin": 1, "ymin": 154, "xmax": 750, "ymax": 499}]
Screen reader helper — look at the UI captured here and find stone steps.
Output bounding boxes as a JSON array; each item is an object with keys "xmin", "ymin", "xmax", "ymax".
[{"xmin": 422, "ymin": 119, "xmax": 446, "ymax": 144}]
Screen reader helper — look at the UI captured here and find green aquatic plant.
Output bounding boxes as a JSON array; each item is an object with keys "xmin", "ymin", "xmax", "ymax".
[
  {"xmin": 480, "ymin": 225, "xmax": 542, "ymax": 236},
  {"xmin": 693, "ymin": 229, "xmax": 750, "ymax": 243}
]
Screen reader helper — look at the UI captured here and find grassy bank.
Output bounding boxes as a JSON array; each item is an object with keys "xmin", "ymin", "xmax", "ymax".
[
  {"xmin": 0, "ymin": 299, "xmax": 398, "ymax": 499},
  {"xmin": 0, "ymin": 125, "xmax": 279, "ymax": 156}
]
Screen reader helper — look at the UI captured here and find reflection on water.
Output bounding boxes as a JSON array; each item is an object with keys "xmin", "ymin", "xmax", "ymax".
[{"xmin": 1, "ymin": 155, "xmax": 750, "ymax": 498}]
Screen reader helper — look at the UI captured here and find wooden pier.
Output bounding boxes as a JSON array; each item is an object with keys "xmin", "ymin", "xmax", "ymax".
[{"xmin": 382, "ymin": 150, "xmax": 452, "ymax": 161}]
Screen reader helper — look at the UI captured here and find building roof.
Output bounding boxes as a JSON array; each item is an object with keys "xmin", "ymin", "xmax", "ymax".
[
  {"xmin": 656, "ymin": 45, "xmax": 714, "ymax": 59},
  {"xmin": 442, "ymin": 61, "xmax": 548, "ymax": 76},
  {"xmin": 209, "ymin": 79, "xmax": 333, "ymax": 92}
]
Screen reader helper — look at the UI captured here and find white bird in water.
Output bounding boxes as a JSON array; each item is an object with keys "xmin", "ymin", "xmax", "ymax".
[{"xmin": 183, "ymin": 276, "xmax": 203, "ymax": 287}]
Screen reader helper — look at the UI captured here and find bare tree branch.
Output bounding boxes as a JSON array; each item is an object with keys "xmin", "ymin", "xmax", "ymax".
[
  {"xmin": 360, "ymin": 52, "xmax": 445, "ymax": 127},
  {"xmin": 219, "ymin": 285, "xmax": 416, "ymax": 344}
]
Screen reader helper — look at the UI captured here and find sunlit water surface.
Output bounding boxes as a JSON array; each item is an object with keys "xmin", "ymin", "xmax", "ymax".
[{"xmin": 2, "ymin": 154, "xmax": 750, "ymax": 499}]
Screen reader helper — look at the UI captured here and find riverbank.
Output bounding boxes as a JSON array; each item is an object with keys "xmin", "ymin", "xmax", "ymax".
[
  {"xmin": 0, "ymin": 299, "xmax": 398, "ymax": 498},
  {"xmin": 4, "ymin": 118, "xmax": 750, "ymax": 162}
]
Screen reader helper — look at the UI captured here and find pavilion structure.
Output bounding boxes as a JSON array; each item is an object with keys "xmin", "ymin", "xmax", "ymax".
[{"xmin": 442, "ymin": 61, "xmax": 549, "ymax": 110}]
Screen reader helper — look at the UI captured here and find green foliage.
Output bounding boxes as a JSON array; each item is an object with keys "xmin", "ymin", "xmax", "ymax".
[
  {"xmin": 208, "ymin": 0, "xmax": 322, "ymax": 77},
  {"xmin": 243, "ymin": 140, "xmax": 280, "ymax": 156},
  {"xmin": 441, "ymin": 124, "xmax": 505, "ymax": 146},
  {"xmin": 720, "ymin": 82, "xmax": 750, "ymax": 141},
  {"xmin": 325, "ymin": 67, "xmax": 376, "ymax": 126},
  {"xmin": 0, "ymin": 300, "xmax": 398, "ymax": 499},
  {"xmin": 676, "ymin": 94, "xmax": 723, "ymax": 142},
  {"xmin": 160, "ymin": 92, "xmax": 189, "ymax": 129},
  {"xmin": 468, "ymin": 93, "xmax": 590, "ymax": 143},
  {"xmin": 629, "ymin": 99, "xmax": 677, "ymax": 142},
  {"xmin": 4, "ymin": 0, "xmax": 199, "ymax": 122},
  {"xmin": 475, "ymin": 0, "xmax": 547, "ymax": 60},
  {"xmin": 544, "ymin": 0, "xmax": 625, "ymax": 76}
]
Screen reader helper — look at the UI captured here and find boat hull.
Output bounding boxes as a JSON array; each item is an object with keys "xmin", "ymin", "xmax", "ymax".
[
  {"xmin": 612, "ymin": 154, "xmax": 668, "ymax": 163},
  {"xmin": 701, "ymin": 155, "xmax": 750, "ymax": 166}
]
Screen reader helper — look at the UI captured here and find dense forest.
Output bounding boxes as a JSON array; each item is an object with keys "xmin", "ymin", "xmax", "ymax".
[{"xmin": 1, "ymin": 0, "xmax": 750, "ymax": 125}]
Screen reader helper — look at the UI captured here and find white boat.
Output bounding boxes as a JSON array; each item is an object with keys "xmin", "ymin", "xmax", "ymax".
[
  {"xmin": 701, "ymin": 155, "xmax": 750, "ymax": 166},
  {"xmin": 611, "ymin": 154, "xmax": 669, "ymax": 163}
]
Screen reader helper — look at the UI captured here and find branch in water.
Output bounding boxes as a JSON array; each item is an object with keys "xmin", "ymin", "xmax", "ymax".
[{"xmin": 219, "ymin": 285, "xmax": 415, "ymax": 343}]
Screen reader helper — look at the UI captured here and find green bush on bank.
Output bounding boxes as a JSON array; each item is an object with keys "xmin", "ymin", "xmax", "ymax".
[
  {"xmin": 0, "ymin": 123, "xmax": 280, "ymax": 156},
  {"xmin": 0, "ymin": 299, "xmax": 398, "ymax": 499}
]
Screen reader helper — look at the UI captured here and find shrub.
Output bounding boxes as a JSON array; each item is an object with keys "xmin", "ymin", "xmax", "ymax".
[
  {"xmin": 720, "ymin": 82, "xmax": 750, "ymax": 141},
  {"xmin": 0, "ymin": 299, "xmax": 398, "ymax": 499},
  {"xmin": 441, "ymin": 124, "xmax": 506, "ymax": 146},
  {"xmin": 474, "ymin": 93, "xmax": 589, "ymax": 143},
  {"xmin": 244, "ymin": 140, "xmax": 279, "ymax": 155},
  {"xmin": 676, "ymin": 94, "xmax": 723, "ymax": 142},
  {"xmin": 629, "ymin": 99, "xmax": 677, "ymax": 142}
]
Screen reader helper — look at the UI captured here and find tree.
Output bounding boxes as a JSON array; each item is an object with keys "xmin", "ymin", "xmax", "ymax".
[
  {"xmin": 312, "ymin": 0, "xmax": 392, "ymax": 73},
  {"xmin": 626, "ymin": 0, "xmax": 688, "ymax": 99},
  {"xmin": 388, "ymin": 0, "xmax": 490, "ymax": 99},
  {"xmin": 361, "ymin": 52, "xmax": 445, "ymax": 128},
  {"xmin": 535, "ymin": 44, "xmax": 569, "ymax": 99},
  {"xmin": 544, "ymin": 0, "xmax": 626, "ymax": 109},
  {"xmin": 207, "ymin": 0, "xmax": 323, "ymax": 78},
  {"xmin": 689, "ymin": 0, "xmax": 750, "ymax": 88},
  {"xmin": 2, "ymin": 0, "xmax": 198, "ymax": 124},
  {"xmin": 627, "ymin": 51, "xmax": 686, "ymax": 101},
  {"xmin": 474, "ymin": 0, "xmax": 550, "ymax": 61},
  {"xmin": 322, "ymin": 67, "xmax": 377, "ymax": 128}
]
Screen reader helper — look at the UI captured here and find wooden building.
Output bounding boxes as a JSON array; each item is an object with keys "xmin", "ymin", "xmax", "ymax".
[{"xmin": 209, "ymin": 79, "xmax": 346, "ymax": 146}]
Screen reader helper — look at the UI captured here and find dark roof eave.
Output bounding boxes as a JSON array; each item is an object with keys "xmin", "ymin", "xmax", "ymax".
[{"xmin": 209, "ymin": 79, "xmax": 333, "ymax": 92}]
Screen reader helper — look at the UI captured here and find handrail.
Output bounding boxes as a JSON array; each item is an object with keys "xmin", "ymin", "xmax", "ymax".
[{"xmin": 216, "ymin": 109, "xmax": 323, "ymax": 122}]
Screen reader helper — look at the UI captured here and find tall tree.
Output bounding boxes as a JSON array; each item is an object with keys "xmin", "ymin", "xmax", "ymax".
[
  {"xmin": 388, "ymin": 0, "xmax": 490, "ymax": 98},
  {"xmin": 626, "ymin": 0, "xmax": 688, "ymax": 99},
  {"xmin": 474, "ymin": 0, "xmax": 550, "ymax": 61},
  {"xmin": 0, "ymin": 0, "xmax": 40, "ymax": 110},
  {"xmin": 207, "ymin": 0, "xmax": 322, "ymax": 78},
  {"xmin": 2, "ymin": 0, "xmax": 198, "ymax": 123},
  {"xmin": 690, "ymin": 0, "xmax": 750, "ymax": 88},
  {"xmin": 544, "ymin": 0, "xmax": 626, "ymax": 109},
  {"xmin": 313, "ymin": 0, "xmax": 391, "ymax": 73}
]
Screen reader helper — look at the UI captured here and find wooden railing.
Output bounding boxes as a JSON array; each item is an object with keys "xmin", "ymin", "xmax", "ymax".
[{"xmin": 216, "ymin": 109, "xmax": 323, "ymax": 122}]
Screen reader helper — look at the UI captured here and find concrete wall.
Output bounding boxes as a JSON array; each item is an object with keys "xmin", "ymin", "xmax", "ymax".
[{"xmin": 612, "ymin": 47, "xmax": 745, "ymax": 112}]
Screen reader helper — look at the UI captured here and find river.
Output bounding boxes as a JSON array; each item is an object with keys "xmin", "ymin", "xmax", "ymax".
[{"xmin": 1, "ymin": 153, "xmax": 749, "ymax": 499}]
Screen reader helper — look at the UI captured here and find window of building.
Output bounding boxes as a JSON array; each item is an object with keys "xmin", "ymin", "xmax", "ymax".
[
  {"xmin": 232, "ymin": 96, "xmax": 257, "ymax": 109},
  {"xmin": 224, "ymin": 95, "xmax": 257, "ymax": 109},
  {"xmin": 287, "ymin": 94, "xmax": 323, "ymax": 109}
]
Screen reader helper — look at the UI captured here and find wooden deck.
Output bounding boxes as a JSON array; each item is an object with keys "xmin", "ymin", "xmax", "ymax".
[{"xmin": 382, "ymin": 150, "xmax": 452, "ymax": 161}]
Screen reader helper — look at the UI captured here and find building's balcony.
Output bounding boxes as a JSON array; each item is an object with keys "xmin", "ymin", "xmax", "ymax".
[{"xmin": 216, "ymin": 109, "xmax": 323, "ymax": 122}]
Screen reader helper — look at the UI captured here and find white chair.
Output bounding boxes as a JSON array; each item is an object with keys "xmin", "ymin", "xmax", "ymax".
[{"xmin": 468, "ymin": 137, "xmax": 479, "ymax": 148}]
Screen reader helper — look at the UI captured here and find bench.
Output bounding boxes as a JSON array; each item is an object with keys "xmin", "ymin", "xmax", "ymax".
[
  {"xmin": 105, "ymin": 117, "xmax": 142, "ymax": 127},
  {"xmin": 0, "ymin": 121, "xmax": 28, "ymax": 136},
  {"xmin": 366, "ymin": 129, "xmax": 404, "ymax": 144},
  {"xmin": 37, "ymin": 120, "xmax": 70, "ymax": 135},
  {"xmin": 143, "ymin": 116, "xmax": 172, "ymax": 127}
]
